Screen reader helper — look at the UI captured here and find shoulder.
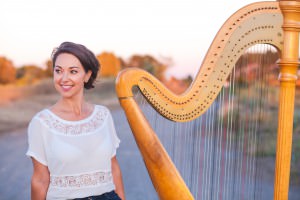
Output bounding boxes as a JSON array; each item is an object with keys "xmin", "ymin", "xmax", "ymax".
[
  {"xmin": 28, "ymin": 109, "xmax": 50, "ymax": 128},
  {"xmin": 33, "ymin": 108, "xmax": 50, "ymax": 120},
  {"xmin": 27, "ymin": 109, "xmax": 51, "ymax": 135},
  {"xmin": 94, "ymin": 104, "xmax": 111, "ymax": 114},
  {"xmin": 93, "ymin": 104, "xmax": 113, "ymax": 121}
]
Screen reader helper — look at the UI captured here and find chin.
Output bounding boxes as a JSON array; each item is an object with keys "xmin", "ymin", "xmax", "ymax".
[
  {"xmin": 58, "ymin": 90, "xmax": 83, "ymax": 100},
  {"xmin": 60, "ymin": 93, "xmax": 74, "ymax": 99}
]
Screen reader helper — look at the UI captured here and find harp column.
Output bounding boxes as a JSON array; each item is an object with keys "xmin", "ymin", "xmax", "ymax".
[{"xmin": 275, "ymin": 1, "xmax": 300, "ymax": 200}]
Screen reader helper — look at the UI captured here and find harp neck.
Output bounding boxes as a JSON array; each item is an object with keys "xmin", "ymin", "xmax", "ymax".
[
  {"xmin": 274, "ymin": 1, "xmax": 300, "ymax": 200},
  {"xmin": 116, "ymin": 2, "xmax": 283, "ymax": 123}
]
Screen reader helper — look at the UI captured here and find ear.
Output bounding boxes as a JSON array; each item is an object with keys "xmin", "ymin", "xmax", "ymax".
[{"xmin": 84, "ymin": 70, "xmax": 92, "ymax": 83}]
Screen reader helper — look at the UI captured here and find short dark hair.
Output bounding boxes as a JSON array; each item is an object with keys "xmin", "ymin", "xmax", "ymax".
[{"xmin": 52, "ymin": 41, "xmax": 100, "ymax": 89}]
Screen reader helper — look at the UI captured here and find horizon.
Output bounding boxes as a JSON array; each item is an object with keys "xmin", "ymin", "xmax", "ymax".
[{"xmin": 1, "ymin": 0, "xmax": 261, "ymax": 78}]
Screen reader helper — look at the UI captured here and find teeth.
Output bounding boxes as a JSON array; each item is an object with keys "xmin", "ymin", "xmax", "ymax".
[{"xmin": 61, "ymin": 85, "xmax": 72, "ymax": 89}]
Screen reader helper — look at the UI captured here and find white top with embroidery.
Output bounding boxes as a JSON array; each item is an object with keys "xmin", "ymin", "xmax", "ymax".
[{"xmin": 26, "ymin": 105, "xmax": 120, "ymax": 200}]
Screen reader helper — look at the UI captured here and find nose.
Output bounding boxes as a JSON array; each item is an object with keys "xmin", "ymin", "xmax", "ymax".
[{"xmin": 61, "ymin": 71, "xmax": 69, "ymax": 81}]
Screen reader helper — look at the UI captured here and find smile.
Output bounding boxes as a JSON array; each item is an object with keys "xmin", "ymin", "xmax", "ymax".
[{"xmin": 61, "ymin": 85, "xmax": 73, "ymax": 91}]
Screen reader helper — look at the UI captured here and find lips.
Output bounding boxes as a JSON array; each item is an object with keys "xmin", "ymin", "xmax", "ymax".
[{"xmin": 61, "ymin": 85, "xmax": 73, "ymax": 92}]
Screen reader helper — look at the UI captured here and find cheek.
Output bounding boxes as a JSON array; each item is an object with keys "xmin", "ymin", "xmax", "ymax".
[
  {"xmin": 53, "ymin": 78, "xmax": 61, "ymax": 92},
  {"xmin": 74, "ymin": 75, "xmax": 86, "ymax": 84},
  {"xmin": 53, "ymin": 74, "xmax": 59, "ymax": 83}
]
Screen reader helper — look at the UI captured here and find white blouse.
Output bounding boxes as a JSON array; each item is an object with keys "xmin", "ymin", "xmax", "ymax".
[{"xmin": 26, "ymin": 105, "xmax": 120, "ymax": 200}]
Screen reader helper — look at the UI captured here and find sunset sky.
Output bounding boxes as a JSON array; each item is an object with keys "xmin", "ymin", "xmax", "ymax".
[{"xmin": 1, "ymin": 0, "xmax": 260, "ymax": 78}]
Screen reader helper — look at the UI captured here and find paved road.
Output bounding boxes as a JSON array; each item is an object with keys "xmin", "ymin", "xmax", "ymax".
[
  {"xmin": 1, "ymin": 108, "xmax": 299, "ymax": 200},
  {"xmin": 0, "ymin": 109, "xmax": 158, "ymax": 200}
]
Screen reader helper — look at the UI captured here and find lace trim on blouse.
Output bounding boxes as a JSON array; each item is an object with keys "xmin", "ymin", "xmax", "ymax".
[
  {"xmin": 38, "ymin": 106, "xmax": 108, "ymax": 135},
  {"xmin": 50, "ymin": 171, "xmax": 113, "ymax": 188}
]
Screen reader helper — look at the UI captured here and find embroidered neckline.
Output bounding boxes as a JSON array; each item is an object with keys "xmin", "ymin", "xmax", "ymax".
[
  {"xmin": 45, "ymin": 105, "xmax": 97, "ymax": 124},
  {"xmin": 50, "ymin": 171, "xmax": 113, "ymax": 188},
  {"xmin": 38, "ymin": 105, "xmax": 109, "ymax": 135}
]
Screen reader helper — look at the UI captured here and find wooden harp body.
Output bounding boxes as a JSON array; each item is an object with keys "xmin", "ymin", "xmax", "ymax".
[{"xmin": 116, "ymin": 1, "xmax": 300, "ymax": 200}]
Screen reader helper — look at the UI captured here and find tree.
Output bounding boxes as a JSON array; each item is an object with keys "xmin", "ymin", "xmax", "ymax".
[
  {"xmin": 0, "ymin": 57, "xmax": 16, "ymax": 84},
  {"xmin": 127, "ymin": 55, "xmax": 167, "ymax": 80},
  {"xmin": 97, "ymin": 52, "xmax": 121, "ymax": 77},
  {"xmin": 44, "ymin": 59, "xmax": 53, "ymax": 77},
  {"xmin": 16, "ymin": 65, "xmax": 45, "ymax": 84}
]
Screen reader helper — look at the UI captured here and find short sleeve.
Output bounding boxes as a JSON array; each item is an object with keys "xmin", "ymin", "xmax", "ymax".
[
  {"xmin": 26, "ymin": 117, "xmax": 48, "ymax": 166},
  {"xmin": 107, "ymin": 111, "xmax": 120, "ymax": 157}
]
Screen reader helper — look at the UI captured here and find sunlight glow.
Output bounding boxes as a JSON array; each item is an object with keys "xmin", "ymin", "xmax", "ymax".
[{"xmin": 0, "ymin": 0, "xmax": 261, "ymax": 78}]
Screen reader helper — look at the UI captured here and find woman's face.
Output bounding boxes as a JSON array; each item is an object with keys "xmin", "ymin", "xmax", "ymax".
[{"xmin": 53, "ymin": 53, "xmax": 91, "ymax": 99}]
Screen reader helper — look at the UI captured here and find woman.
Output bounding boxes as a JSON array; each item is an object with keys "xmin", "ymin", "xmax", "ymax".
[{"xmin": 26, "ymin": 42, "xmax": 125, "ymax": 200}]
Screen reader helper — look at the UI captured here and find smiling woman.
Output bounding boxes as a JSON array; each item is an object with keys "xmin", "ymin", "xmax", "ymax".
[{"xmin": 25, "ymin": 41, "xmax": 126, "ymax": 200}]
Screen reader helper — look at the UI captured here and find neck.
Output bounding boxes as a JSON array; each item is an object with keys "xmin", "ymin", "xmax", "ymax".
[{"xmin": 57, "ymin": 96, "xmax": 88, "ymax": 116}]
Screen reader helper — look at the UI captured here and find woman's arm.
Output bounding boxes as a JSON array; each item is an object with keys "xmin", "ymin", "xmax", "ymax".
[
  {"xmin": 111, "ymin": 156, "xmax": 126, "ymax": 200},
  {"xmin": 30, "ymin": 158, "xmax": 50, "ymax": 200}
]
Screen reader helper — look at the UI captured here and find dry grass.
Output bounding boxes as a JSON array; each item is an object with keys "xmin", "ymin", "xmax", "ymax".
[{"xmin": 0, "ymin": 77, "xmax": 120, "ymax": 134}]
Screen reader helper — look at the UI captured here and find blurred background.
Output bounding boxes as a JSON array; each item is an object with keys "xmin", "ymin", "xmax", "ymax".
[{"xmin": 0, "ymin": 0, "xmax": 299, "ymax": 199}]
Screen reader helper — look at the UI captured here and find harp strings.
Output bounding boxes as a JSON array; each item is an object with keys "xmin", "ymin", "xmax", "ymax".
[{"xmin": 133, "ymin": 44, "xmax": 278, "ymax": 200}]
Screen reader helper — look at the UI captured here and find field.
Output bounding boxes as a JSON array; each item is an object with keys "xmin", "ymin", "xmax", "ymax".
[{"xmin": 0, "ymin": 77, "xmax": 119, "ymax": 134}]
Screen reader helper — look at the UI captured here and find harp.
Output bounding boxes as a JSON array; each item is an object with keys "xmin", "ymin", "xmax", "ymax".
[{"xmin": 116, "ymin": 1, "xmax": 300, "ymax": 200}]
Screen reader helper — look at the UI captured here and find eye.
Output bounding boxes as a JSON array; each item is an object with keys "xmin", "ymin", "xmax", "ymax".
[
  {"xmin": 54, "ymin": 68, "xmax": 62, "ymax": 74},
  {"xmin": 70, "ymin": 70, "xmax": 78, "ymax": 74}
]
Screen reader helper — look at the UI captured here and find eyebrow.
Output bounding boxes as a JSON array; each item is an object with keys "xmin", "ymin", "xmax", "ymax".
[
  {"xmin": 69, "ymin": 66, "xmax": 79, "ymax": 69},
  {"xmin": 54, "ymin": 65, "xmax": 80, "ymax": 69}
]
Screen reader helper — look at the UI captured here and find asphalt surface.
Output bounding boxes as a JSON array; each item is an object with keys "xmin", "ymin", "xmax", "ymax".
[
  {"xmin": 0, "ymin": 109, "xmax": 158, "ymax": 200},
  {"xmin": 0, "ymin": 108, "xmax": 299, "ymax": 200}
]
